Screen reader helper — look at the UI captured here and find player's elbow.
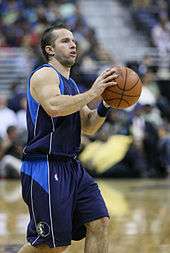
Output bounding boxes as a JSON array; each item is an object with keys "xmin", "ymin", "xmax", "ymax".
[
  {"xmin": 43, "ymin": 103, "xmax": 64, "ymax": 117},
  {"xmin": 82, "ymin": 127, "xmax": 97, "ymax": 136}
]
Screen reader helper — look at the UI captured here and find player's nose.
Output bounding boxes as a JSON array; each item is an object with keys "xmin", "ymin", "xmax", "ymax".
[{"xmin": 70, "ymin": 41, "xmax": 76, "ymax": 49}]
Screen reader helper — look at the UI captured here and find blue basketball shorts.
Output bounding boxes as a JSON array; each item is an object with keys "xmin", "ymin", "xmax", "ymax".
[{"xmin": 20, "ymin": 156, "xmax": 109, "ymax": 248}]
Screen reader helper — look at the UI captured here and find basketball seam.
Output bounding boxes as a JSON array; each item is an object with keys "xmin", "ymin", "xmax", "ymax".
[
  {"xmin": 117, "ymin": 68, "xmax": 127, "ymax": 108},
  {"xmin": 105, "ymin": 89, "xmax": 141, "ymax": 98},
  {"xmin": 116, "ymin": 76, "xmax": 140, "ymax": 91},
  {"xmin": 106, "ymin": 97, "xmax": 130, "ymax": 106},
  {"xmin": 124, "ymin": 77, "xmax": 140, "ymax": 91}
]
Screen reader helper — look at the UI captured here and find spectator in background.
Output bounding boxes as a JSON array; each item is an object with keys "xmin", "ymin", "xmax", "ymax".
[
  {"xmin": 0, "ymin": 93, "xmax": 17, "ymax": 138},
  {"xmin": 131, "ymin": 0, "xmax": 158, "ymax": 34},
  {"xmin": 0, "ymin": 125, "xmax": 22, "ymax": 179},
  {"xmin": 159, "ymin": 127, "xmax": 170, "ymax": 177},
  {"xmin": 8, "ymin": 81, "xmax": 26, "ymax": 112},
  {"xmin": 3, "ymin": 125, "xmax": 23, "ymax": 160},
  {"xmin": 138, "ymin": 68, "xmax": 160, "ymax": 105},
  {"xmin": 138, "ymin": 54, "xmax": 154, "ymax": 76},
  {"xmin": 157, "ymin": 0, "xmax": 170, "ymax": 19},
  {"xmin": 138, "ymin": 68, "xmax": 163, "ymax": 127},
  {"xmin": 130, "ymin": 103, "xmax": 163, "ymax": 177},
  {"xmin": 0, "ymin": 32, "xmax": 7, "ymax": 47},
  {"xmin": 0, "ymin": 0, "xmax": 113, "ymax": 94},
  {"xmin": 4, "ymin": 125, "xmax": 18, "ymax": 143},
  {"xmin": 151, "ymin": 14, "xmax": 170, "ymax": 55},
  {"xmin": 16, "ymin": 96, "xmax": 27, "ymax": 132},
  {"xmin": 79, "ymin": 111, "xmax": 147, "ymax": 178}
]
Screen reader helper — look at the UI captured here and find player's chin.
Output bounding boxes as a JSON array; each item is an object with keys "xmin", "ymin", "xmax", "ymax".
[{"xmin": 65, "ymin": 59, "xmax": 76, "ymax": 67}]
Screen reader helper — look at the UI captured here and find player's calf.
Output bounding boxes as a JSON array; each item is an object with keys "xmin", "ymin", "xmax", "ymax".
[
  {"xmin": 85, "ymin": 217, "xmax": 110, "ymax": 235},
  {"xmin": 84, "ymin": 217, "xmax": 110, "ymax": 253}
]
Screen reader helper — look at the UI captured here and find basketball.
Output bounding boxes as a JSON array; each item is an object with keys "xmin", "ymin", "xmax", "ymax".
[{"xmin": 102, "ymin": 66, "xmax": 142, "ymax": 109}]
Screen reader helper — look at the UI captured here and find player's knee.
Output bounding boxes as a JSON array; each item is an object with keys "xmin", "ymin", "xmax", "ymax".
[
  {"xmin": 85, "ymin": 217, "xmax": 110, "ymax": 234},
  {"xmin": 54, "ymin": 246, "xmax": 68, "ymax": 253},
  {"xmin": 53, "ymin": 246, "xmax": 68, "ymax": 253},
  {"xmin": 100, "ymin": 216, "xmax": 110, "ymax": 226},
  {"xmin": 35, "ymin": 244, "xmax": 68, "ymax": 253}
]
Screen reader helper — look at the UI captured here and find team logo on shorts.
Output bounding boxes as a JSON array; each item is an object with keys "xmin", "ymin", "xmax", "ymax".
[{"xmin": 36, "ymin": 222, "xmax": 50, "ymax": 238}]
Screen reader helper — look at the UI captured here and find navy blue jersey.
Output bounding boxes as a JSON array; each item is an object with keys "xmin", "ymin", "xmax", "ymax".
[{"xmin": 23, "ymin": 64, "xmax": 81, "ymax": 160}]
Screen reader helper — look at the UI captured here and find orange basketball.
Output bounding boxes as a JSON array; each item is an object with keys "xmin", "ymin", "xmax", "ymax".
[{"xmin": 102, "ymin": 66, "xmax": 142, "ymax": 109}]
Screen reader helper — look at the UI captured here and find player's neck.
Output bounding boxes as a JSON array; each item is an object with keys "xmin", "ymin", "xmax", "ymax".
[{"xmin": 48, "ymin": 59, "xmax": 70, "ymax": 80}]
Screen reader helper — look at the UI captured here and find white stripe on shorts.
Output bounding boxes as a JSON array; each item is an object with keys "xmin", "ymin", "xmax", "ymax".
[
  {"xmin": 31, "ymin": 178, "xmax": 36, "ymax": 228},
  {"xmin": 47, "ymin": 155, "xmax": 56, "ymax": 247},
  {"xmin": 32, "ymin": 235, "xmax": 40, "ymax": 246}
]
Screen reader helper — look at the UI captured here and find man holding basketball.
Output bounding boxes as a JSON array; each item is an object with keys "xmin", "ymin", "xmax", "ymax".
[{"xmin": 18, "ymin": 24, "xmax": 118, "ymax": 253}]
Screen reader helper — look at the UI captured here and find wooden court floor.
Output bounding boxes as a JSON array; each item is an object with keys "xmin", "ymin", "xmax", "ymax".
[{"xmin": 0, "ymin": 179, "xmax": 170, "ymax": 253}]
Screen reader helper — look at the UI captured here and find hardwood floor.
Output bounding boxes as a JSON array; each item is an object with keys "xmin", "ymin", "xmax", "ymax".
[{"xmin": 0, "ymin": 179, "xmax": 170, "ymax": 253}]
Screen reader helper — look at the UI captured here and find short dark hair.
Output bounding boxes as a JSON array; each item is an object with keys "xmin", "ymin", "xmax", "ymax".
[
  {"xmin": 7, "ymin": 125, "xmax": 17, "ymax": 135},
  {"xmin": 40, "ymin": 23, "xmax": 70, "ymax": 61}
]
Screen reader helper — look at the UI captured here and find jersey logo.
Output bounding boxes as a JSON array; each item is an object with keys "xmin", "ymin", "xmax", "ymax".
[{"xmin": 36, "ymin": 222, "xmax": 50, "ymax": 238}]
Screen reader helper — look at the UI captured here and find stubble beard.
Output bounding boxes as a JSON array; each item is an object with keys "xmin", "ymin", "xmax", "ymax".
[
  {"xmin": 55, "ymin": 54, "xmax": 76, "ymax": 68},
  {"xmin": 62, "ymin": 59, "xmax": 75, "ymax": 67}
]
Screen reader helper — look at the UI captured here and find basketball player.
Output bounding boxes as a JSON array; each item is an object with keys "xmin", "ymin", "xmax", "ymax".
[{"xmin": 18, "ymin": 24, "xmax": 118, "ymax": 253}]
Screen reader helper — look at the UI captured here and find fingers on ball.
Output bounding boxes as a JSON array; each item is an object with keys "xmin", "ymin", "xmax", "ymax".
[
  {"xmin": 105, "ymin": 81, "xmax": 117, "ymax": 87},
  {"xmin": 104, "ymin": 74, "xmax": 118, "ymax": 83},
  {"xmin": 102, "ymin": 69, "xmax": 117, "ymax": 78}
]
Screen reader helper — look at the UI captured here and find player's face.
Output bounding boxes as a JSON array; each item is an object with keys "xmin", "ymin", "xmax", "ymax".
[{"xmin": 52, "ymin": 29, "xmax": 77, "ymax": 67}]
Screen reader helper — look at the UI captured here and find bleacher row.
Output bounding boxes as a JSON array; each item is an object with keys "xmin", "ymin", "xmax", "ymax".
[{"xmin": 0, "ymin": 48, "xmax": 31, "ymax": 95}]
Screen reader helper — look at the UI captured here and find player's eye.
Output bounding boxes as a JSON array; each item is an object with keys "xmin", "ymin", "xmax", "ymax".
[
  {"xmin": 61, "ymin": 38, "xmax": 69, "ymax": 43},
  {"xmin": 73, "ymin": 40, "xmax": 77, "ymax": 45}
]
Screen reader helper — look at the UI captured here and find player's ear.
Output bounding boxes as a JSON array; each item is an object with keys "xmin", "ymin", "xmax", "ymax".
[{"xmin": 45, "ymin": 45, "xmax": 55, "ymax": 56}]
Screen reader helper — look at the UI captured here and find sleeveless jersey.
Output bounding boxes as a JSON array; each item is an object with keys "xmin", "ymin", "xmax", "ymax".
[{"xmin": 23, "ymin": 64, "xmax": 81, "ymax": 160}]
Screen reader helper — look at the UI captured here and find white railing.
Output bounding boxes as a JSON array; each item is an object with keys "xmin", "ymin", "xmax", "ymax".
[
  {"xmin": 0, "ymin": 47, "xmax": 33, "ymax": 95},
  {"xmin": 0, "ymin": 46, "xmax": 169, "ymax": 97}
]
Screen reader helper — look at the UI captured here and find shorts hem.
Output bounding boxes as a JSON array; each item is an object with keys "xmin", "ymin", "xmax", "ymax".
[
  {"xmin": 80, "ymin": 213, "xmax": 110, "ymax": 226},
  {"xmin": 72, "ymin": 213, "xmax": 110, "ymax": 241},
  {"xmin": 28, "ymin": 239, "xmax": 71, "ymax": 248}
]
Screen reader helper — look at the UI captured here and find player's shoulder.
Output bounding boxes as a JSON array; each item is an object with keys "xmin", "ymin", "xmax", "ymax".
[
  {"xmin": 31, "ymin": 66, "xmax": 58, "ymax": 79},
  {"xmin": 31, "ymin": 66, "xmax": 59, "ymax": 84}
]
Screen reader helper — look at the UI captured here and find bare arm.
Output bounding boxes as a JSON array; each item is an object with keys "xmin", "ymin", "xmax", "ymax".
[
  {"xmin": 30, "ymin": 67, "xmax": 117, "ymax": 117},
  {"xmin": 80, "ymin": 102, "xmax": 110, "ymax": 136}
]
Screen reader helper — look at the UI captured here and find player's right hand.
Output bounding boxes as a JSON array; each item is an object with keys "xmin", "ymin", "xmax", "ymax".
[{"xmin": 90, "ymin": 68, "xmax": 119, "ymax": 97}]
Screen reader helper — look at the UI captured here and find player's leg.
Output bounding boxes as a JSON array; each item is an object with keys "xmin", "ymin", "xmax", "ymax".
[
  {"xmin": 18, "ymin": 243, "xmax": 68, "ymax": 253},
  {"xmin": 20, "ymin": 159, "xmax": 73, "ymax": 251},
  {"xmin": 84, "ymin": 217, "xmax": 109, "ymax": 253},
  {"xmin": 71, "ymin": 161, "xmax": 110, "ymax": 253}
]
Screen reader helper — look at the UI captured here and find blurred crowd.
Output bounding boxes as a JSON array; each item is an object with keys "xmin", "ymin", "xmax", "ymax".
[
  {"xmin": 121, "ymin": 0, "xmax": 170, "ymax": 56},
  {"xmin": 80, "ymin": 61, "xmax": 170, "ymax": 179},
  {"xmin": 0, "ymin": 0, "xmax": 170, "ymax": 179},
  {"xmin": 0, "ymin": 0, "xmax": 113, "ymax": 90},
  {"xmin": 0, "ymin": 84, "xmax": 27, "ymax": 179}
]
